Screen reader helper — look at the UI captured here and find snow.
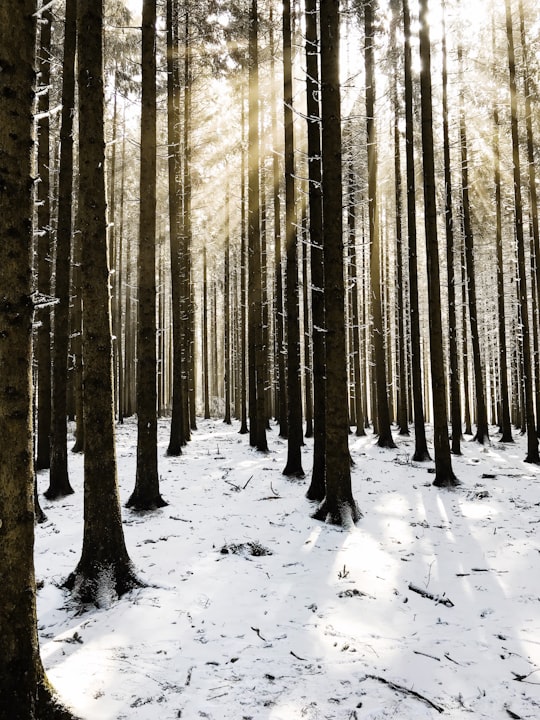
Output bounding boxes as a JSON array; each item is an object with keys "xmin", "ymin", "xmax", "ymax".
[{"xmin": 35, "ymin": 419, "xmax": 540, "ymax": 719}]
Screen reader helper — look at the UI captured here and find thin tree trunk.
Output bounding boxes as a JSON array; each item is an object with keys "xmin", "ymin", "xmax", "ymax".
[
  {"xmin": 365, "ymin": 0, "xmax": 396, "ymax": 449},
  {"xmin": 304, "ymin": 0, "xmax": 326, "ymax": 500},
  {"xmin": 505, "ymin": 0, "xmax": 539, "ymax": 463},
  {"xmin": 166, "ymin": 0, "xmax": 185, "ymax": 455},
  {"xmin": 35, "ymin": 4, "xmax": 52, "ymax": 471},
  {"xmin": 418, "ymin": 0, "xmax": 458, "ymax": 486},
  {"xmin": 442, "ymin": 1, "xmax": 462, "ymax": 454},
  {"xmin": 48, "ymin": 0, "xmax": 77, "ymax": 498},
  {"xmin": 458, "ymin": 43, "xmax": 489, "ymax": 445},
  {"xmin": 403, "ymin": 0, "xmax": 430, "ymax": 461},
  {"xmin": 128, "ymin": 0, "xmax": 166, "ymax": 509},
  {"xmin": 282, "ymin": 0, "xmax": 304, "ymax": 475}
]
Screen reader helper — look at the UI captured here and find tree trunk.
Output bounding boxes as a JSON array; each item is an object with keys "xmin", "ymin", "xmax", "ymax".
[
  {"xmin": 365, "ymin": 0, "xmax": 396, "ymax": 449},
  {"xmin": 418, "ymin": 0, "xmax": 458, "ymax": 487},
  {"xmin": 403, "ymin": 0, "xmax": 431, "ymax": 461},
  {"xmin": 282, "ymin": 0, "xmax": 304, "ymax": 475},
  {"xmin": 504, "ymin": 0, "xmax": 539, "ymax": 463},
  {"xmin": 304, "ymin": 0, "xmax": 327, "ymax": 501},
  {"xmin": 247, "ymin": 0, "xmax": 267, "ymax": 451},
  {"xmin": 441, "ymin": 1, "xmax": 462, "ymax": 454},
  {"xmin": 458, "ymin": 44, "xmax": 489, "ymax": 445},
  {"xmin": 48, "ymin": 0, "xmax": 77, "ymax": 498},
  {"xmin": 0, "ymin": 2, "xmax": 76, "ymax": 715},
  {"xmin": 127, "ymin": 0, "xmax": 166, "ymax": 509},
  {"xmin": 313, "ymin": 0, "xmax": 361, "ymax": 526},
  {"xmin": 35, "ymin": 3, "xmax": 53, "ymax": 471},
  {"xmin": 166, "ymin": 0, "xmax": 185, "ymax": 455},
  {"xmin": 66, "ymin": 0, "xmax": 141, "ymax": 604}
]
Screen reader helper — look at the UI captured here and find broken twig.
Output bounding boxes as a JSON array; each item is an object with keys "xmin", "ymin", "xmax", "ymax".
[
  {"xmin": 363, "ymin": 674, "xmax": 445, "ymax": 714},
  {"xmin": 408, "ymin": 582, "xmax": 454, "ymax": 608}
]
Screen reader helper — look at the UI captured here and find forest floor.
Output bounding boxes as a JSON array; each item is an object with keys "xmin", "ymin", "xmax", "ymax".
[{"xmin": 36, "ymin": 417, "xmax": 540, "ymax": 719}]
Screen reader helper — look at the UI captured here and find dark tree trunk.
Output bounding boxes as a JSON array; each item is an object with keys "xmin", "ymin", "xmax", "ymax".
[
  {"xmin": 239, "ymin": 101, "xmax": 249, "ymax": 435},
  {"xmin": 0, "ymin": 2, "xmax": 76, "ymax": 715},
  {"xmin": 504, "ymin": 0, "xmax": 539, "ymax": 463},
  {"xmin": 365, "ymin": 0, "xmax": 396, "ymax": 449},
  {"xmin": 247, "ymin": 0, "xmax": 267, "ymax": 452},
  {"xmin": 47, "ymin": 0, "xmax": 77, "ymax": 498},
  {"xmin": 304, "ymin": 0, "xmax": 327, "ymax": 501},
  {"xmin": 313, "ymin": 0, "xmax": 361, "ymax": 526},
  {"xmin": 390, "ymin": 4, "xmax": 409, "ymax": 437},
  {"xmin": 403, "ymin": 0, "xmax": 431, "ymax": 461},
  {"xmin": 224, "ymin": 190, "xmax": 232, "ymax": 424},
  {"xmin": 269, "ymin": 8, "xmax": 287, "ymax": 437},
  {"xmin": 441, "ymin": 1, "xmax": 462, "ymax": 454},
  {"xmin": 418, "ymin": 0, "xmax": 458, "ymax": 487},
  {"xmin": 35, "ymin": 4, "xmax": 53, "ymax": 471},
  {"xmin": 458, "ymin": 44, "xmax": 489, "ymax": 445},
  {"xmin": 166, "ymin": 0, "xmax": 185, "ymax": 455},
  {"xmin": 127, "ymin": 0, "xmax": 166, "ymax": 509},
  {"xmin": 66, "ymin": 0, "xmax": 142, "ymax": 604},
  {"xmin": 282, "ymin": 0, "xmax": 304, "ymax": 476}
]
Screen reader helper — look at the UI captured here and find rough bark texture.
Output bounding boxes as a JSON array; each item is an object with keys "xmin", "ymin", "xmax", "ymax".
[
  {"xmin": 66, "ymin": 0, "xmax": 142, "ymax": 603},
  {"xmin": 505, "ymin": 0, "xmax": 539, "ymax": 463},
  {"xmin": 282, "ymin": 0, "xmax": 304, "ymax": 476},
  {"xmin": 418, "ymin": 0, "xmax": 458, "ymax": 487},
  {"xmin": 48, "ymin": 0, "xmax": 77, "ymax": 498},
  {"xmin": 403, "ymin": 0, "xmax": 431, "ymax": 462},
  {"xmin": 304, "ymin": 0, "xmax": 327, "ymax": 501},
  {"xmin": 35, "ymin": 4, "xmax": 53, "ymax": 471},
  {"xmin": 365, "ymin": 1, "xmax": 396, "ymax": 450},
  {"xmin": 0, "ymin": 3, "xmax": 76, "ymax": 716},
  {"xmin": 166, "ymin": 0, "xmax": 185, "ymax": 455},
  {"xmin": 314, "ymin": 0, "xmax": 361, "ymax": 526},
  {"xmin": 441, "ymin": 4, "xmax": 462, "ymax": 455},
  {"xmin": 247, "ymin": 0, "xmax": 267, "ymax": 452},
  {"xmin": 128, "ymin": 0, "xmax": 166, "ymax": 508}
]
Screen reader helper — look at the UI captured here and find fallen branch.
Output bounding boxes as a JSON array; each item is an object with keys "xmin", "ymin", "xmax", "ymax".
[
  {"xmin": 512, "ymin": 668, "xmax": 540, "ymax": 684},
  {"xmin": 290, "ymin": 650, "xmax": 307, "ymax": 661},
  {"xmin": 251, "ymin": 626, "xmax": 267, "ymax": 642},
  {"xmin": 363, "ymin": 674, "xmax": 445, "ymax": 714},
  {"xmin": 408, "ymin": 583, "xmax": 454, "ymax": 608},
  {"xmin": 414, "ymin": 650, "xmax": 440, "ymax": 661}
]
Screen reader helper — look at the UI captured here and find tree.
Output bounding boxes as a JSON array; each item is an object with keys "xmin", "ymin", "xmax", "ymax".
[
  {"xmin": 402, "ymin": 0, "xmax": 431, "ymax": 462},
  {"xmin": 127, "ymin": 0, "xmax": 167, "ymax": 508},
  {"xmin": 0, "ymin": 1, "xmax": 76, "ymax": 715},
  {"xmin": 504, "ymin": 0, "xmax": 539, "ymax": 463},
  {"xmin": 313, "ymin": 0, "xmax": 360, "ymax": 526},
  {"xmin": 65, "ymin": 0, "xmax": 141, "ymax": 603},
  {"xmin": 365, "ymin": 0, "xmax": 396, "ymax": 449},
  {"xmin": 418, "ymin": 0, "xmax": 458, "ymax": 487},
  {"xmin": 47, "ymin": 0, "xmax": 77, "ymax": 499},
  {"xmin": 166, "ymin": 0, "xmax": 186, "ymax": 455},
  {"xmin": 282, "ymin": 0, "xmax": 304, "ymax": 476},
  {"xmin": 441, "ymin": 0, "xmax": 462, "ymax": 455},
  {"xmin": 304, "ymin": 0, "xmax": 327, "ymax": 501},
  {"xmin": 458, "ymin": 42, "xmax": 489, "ymax": 445},
  {"xmin": 247, "ymin": 0, "xmax": 267, "ymax": 451}
]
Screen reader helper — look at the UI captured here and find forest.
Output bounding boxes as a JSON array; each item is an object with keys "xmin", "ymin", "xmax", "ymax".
[{"xmin": 1, "ymin": 0, "xmax": 540, "ymax": 717}]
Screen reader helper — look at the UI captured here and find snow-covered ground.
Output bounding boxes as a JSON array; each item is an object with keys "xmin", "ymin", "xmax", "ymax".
[{"xmin": 35, "ymin": 417, "xmax": 540, "ymax": 719}]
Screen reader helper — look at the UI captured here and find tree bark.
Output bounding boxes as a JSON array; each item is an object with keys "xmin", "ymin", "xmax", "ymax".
[
  {"xmin": 48, "ymin": 0, "xmax": 77, "ymax": 498},
  {"xmin": 418, "ymin": 0, "xmax": 458, "ymax": 486},
  {"xmin": 313, "ymin": 0, "xmax": 361, "ymax": 526},
  {"xmin": 66, "ymin": 0, "xmax": 141, "ymax": 605}
]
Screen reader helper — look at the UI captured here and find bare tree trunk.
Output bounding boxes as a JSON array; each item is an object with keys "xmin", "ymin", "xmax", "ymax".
[
  {"xmin": 403, "ymin": 0, "xmax": 430, "ymax": 461},
  {"xmin": 505, "ymin": 0, "xmax": 539, "ymax": 463},
  {"xmin": 313, "ymin": 0, "xmax": 360, "ymax": 526},
  {"xmin": 128, "ymin": 0, "xmax": 166, "ymax": 509},
  {"xmin": 282, "ymin": 0, "xmax": 304, "ymax": 475},
  {"xmin": 418, "ymin": 0, "xmax": 458, "ymax": 486},
  {"xmin": 442, "ymin": 0, "xmax": 462, "ymax": 454},
  {"xmin": 48, "ymin": 0, "xmax": 77, "ymax": 498}
]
